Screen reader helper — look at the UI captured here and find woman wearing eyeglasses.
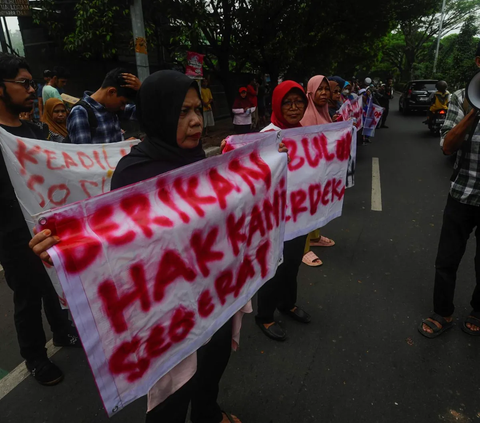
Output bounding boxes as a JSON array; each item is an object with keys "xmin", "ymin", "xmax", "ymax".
[
  {"xmin": 255, "ymin": 81, "xmax": 312, "ymax": 341},
  {"xmin": 300, "ymin": 75, "xmax": 336, "ymax": 268}
]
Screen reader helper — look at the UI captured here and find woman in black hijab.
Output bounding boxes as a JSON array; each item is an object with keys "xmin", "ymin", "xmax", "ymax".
[
  {"xmin": 30, "ymin": 70, "xmax": 241, "ymax": 423},
  {"xmin": 115, "ymin": 71, "xmax": 240, "ymax": 423},
  {"xmin": 111, "ymin": 70, "xmax": 207, "ymax": 188}
]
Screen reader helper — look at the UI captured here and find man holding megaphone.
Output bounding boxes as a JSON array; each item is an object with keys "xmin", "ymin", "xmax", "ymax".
[{"xmin": 419, "ymin": 41, "xmax": 480, "ymax": 339}]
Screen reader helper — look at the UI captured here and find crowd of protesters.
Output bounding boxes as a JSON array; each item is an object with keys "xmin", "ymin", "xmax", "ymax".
[
  {"xmin": 0, "ymin": 51, "xmax": 393, "ymax": 423},
  {"xmin": 3, "ymin": 41, "xmax": 480, "ymax": 423}
]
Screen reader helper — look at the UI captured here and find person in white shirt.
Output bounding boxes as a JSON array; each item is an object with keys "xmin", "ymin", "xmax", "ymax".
[{"xmin": 232, "ymin": 87, "xmax": 255, "ymax": 134}]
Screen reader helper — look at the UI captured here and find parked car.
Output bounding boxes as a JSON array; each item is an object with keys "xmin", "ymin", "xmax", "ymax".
[{"xmin": 399, "ymin": 80, "xmax": 438, "ymax": 114}]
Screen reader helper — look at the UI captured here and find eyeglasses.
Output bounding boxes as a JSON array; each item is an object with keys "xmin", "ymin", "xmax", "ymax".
[
  {"xmin": 3, "ymin": 79, "xmax": 37, "ymax": 90},
  {"xmin": 282, "ymin": 100, "xmax": 306, "ymax": 109}
]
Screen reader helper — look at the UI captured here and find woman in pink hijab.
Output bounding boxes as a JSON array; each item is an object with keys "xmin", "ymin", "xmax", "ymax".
[
  {"xmin": 301, "ymin": 75, "xmax": 333, "ymax": 126},
  {"xmin": 301, "ymin": 75, "xmax": 336, "ymax": 267}
]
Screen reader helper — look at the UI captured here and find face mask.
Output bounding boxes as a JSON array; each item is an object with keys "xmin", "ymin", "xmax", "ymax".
[{"xmin": 342, "ymin": 89, "xmax": 350, "ymax": 95}]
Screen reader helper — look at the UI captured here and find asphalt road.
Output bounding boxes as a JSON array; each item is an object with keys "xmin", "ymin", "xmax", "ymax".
[{"xmin": 1, "ymin": 98, "xmax": 480, "ymax": 423}]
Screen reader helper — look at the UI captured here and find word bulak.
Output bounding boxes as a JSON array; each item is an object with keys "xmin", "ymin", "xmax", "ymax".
[
  {"xmin": 282, "ymin": 129, "xmax": 352, "ymax": 172},
  {"xmin": 36, "ymin": 134, "xmax": 286, "ymax": 416}
]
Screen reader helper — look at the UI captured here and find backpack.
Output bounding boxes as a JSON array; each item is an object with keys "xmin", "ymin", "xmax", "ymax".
[{"xmin": 63, "ymin": 100, "xmax": 98, "ymax": 143}]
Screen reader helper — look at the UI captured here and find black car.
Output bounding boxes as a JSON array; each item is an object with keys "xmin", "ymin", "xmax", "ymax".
[{"xmin": 399, "ymin": 80, "xmax": 438, "ymax": 114}]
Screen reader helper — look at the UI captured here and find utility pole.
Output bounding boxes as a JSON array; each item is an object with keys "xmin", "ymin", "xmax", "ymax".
[
  {"xmin": 130, "ymin": 0, "xmax": 150, "ymax": 82},
  {"xmin": 433, "ymin": 0, "xmax": 447, "ymax": 74}
]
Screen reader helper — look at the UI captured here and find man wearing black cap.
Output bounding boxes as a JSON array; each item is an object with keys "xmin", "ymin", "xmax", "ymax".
[{"xmin": 419, "ymin": 41, "xmax": 480, "ymax": 338}]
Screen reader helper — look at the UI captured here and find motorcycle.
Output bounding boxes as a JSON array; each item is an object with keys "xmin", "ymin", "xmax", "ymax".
[{"xmin": 427, "ymin": 109, "xmax": 447, "ymax": 136}]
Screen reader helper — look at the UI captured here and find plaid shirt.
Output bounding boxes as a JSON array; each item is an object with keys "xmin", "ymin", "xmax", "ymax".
[
  {"xmin": 67, "ymin": 92, "xmax": 136, "ymax": 144},
  {"xmin": 441, "ymin": 88, "xmax": 480, "ymax": 206}
]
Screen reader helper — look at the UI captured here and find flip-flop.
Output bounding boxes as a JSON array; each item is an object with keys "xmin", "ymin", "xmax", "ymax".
[
  {"xmin": 310, "ymin": 236, "xmax": 336, "ymax": 247},
  {"xmin": 222, "ymin": 411, "xmax": 242, "ymax": 423},
  {"xmin": 418, "ymin": 313, "xmax": 454, "ymax": 339},
  {"xmin": 302, "ymin": 251, "xmax": 323, "ymax": 267},
  {"xmin": 462, "ymin": 311, "xmax": 480, "ymax": 336}
]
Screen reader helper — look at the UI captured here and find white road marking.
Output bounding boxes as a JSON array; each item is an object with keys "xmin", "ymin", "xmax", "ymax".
[
  {"xmin": 0, "ymin": 340, "xmax": 62, "ymax": 401},
  {"xmin": 372, "ymin": 157, "xmax": 382, "ymax": 211}
]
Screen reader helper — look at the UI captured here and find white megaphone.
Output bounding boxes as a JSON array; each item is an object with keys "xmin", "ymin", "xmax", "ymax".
[{"xmin": 466, "ymin": 70, "xmax": 480, "ymax": 110}]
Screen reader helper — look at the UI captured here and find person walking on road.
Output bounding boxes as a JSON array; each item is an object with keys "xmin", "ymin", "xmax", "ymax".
[
  {"xmin": 419, "ymin": 42, "xmax": 480, "ymax": 338},
  {"xmin": 0, "ymin": 53, "xmax": 81, "ymax": 386}
]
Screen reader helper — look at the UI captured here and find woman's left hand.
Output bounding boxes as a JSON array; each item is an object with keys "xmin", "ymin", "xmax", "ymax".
[
  {"xmin": 220, "ymin": 139, "xmax": 227, "ymax": 152},
  {"xmin": 332, "ymin": 113, "xmax": 340, "ymax": 122},
  {"xmin": 279, "ymin": 142, "xmax": 290, "ymax": 163},
  {"xmin": 121, "ymin": 73, "xmax": 142, "ymax": 91}
]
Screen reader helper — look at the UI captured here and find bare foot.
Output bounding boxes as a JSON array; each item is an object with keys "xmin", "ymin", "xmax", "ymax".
[
  {"xmin": 221, "ymin": 412, "xmax": 241, "ymax": 423},
  {"xmin": 466, "ymin": 316, "xmax": 480, "ymax": 332},
  {"xmin": 422, "ymin": 316, "xmax": 453, "ymax": 334},
  {"xmin": 263, "ymin": 322, "xmax": 275, "ymax": 330}
]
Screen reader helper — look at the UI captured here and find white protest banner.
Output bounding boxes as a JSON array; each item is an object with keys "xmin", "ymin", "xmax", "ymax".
[
  {"xmin": 225, "ymin": 121, "xmax": 354, "ymax": 241},
  {"xmin": 34, "ymin": 133, "xmax": 286, "ymax": 416},
  {"xmin": 0, "ymin": 127, "xmax": 140, "ymax": 304},
  {"xmin": 339, "ymin": 99, "xmax": 352, "ymax": 121},
  {"xmin": 339, "ymin": 96, "xmax": 363, "ymax": 130},
  {"xmin": 363, "ymin": 103, "xmax": 384, "ymax": 138},
  {"xmin": 350, "ymin": 96, "xmax": 363, "ymax": 130}
]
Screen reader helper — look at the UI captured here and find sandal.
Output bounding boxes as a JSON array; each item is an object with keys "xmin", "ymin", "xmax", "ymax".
[
  {"xmin": 418, "ymin": 313, "xmax": 454, "ymax": 339},
  {"xmin": 462, "ymin": 311, "xmax": 480, "ymax": 336},
  {"xmin": 222, "ymin": 412, "xmax": 242, "ymax": 423},
  {"xmin": 302, "ymin": 251, "xmax": 323, "ymax": 267},
  {"xmin": 310, "ymin": 236, "xmax": 335, "ymax": 247}
]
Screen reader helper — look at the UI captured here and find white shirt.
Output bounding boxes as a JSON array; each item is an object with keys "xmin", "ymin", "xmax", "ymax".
[
  {"xmin": 232, "ymin": 107, "xmax": 256, "ymax": 125},
  {"xmin": 261, "ymin": 123, "xmax": 281, "ymax": 132}
]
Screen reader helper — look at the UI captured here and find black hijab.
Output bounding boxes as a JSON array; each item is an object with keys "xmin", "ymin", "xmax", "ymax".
[{"xmin": 111, "ymin": 70, "xmax": 206, "ymax": 190}]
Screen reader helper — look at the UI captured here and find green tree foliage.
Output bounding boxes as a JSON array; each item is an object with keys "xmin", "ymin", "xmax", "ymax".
[
  {"xmin": 379, "ymin": 0, "xmax": 480, "ymax": 81},
  {"xmin": 31, "ymin": 0, "xmax": 477, "ymax": 97},
  {"xmin": 444, "ymin": 16, "xmax": 479, "ymax": 89}
]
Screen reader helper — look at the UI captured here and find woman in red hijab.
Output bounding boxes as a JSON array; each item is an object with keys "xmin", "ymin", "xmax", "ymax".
[
  {"xmin": 262, "ymin": 80, "xmax": 307, "ymax": 132},
  {"xmin": 255, "ymin": 81, "xmax": 311, "ymax": 342}
]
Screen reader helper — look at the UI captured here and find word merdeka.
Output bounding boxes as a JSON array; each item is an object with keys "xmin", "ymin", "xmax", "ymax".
[
  {"xmin": 225, "ymin": 121, "xmax": 354, "ymax": 241},
  {"xmin": 36, "ymin": 133, "xmax": 287, "ymax": 417},
  {"xmin": 0, "ymin": 127, "xmax": 140, "ymax": 304}
]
